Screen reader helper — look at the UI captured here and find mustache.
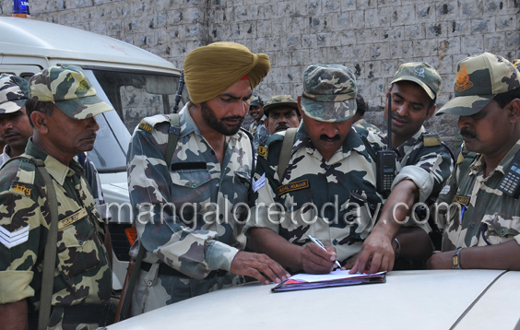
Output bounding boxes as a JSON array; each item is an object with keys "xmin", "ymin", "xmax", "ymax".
[
  {"xmin": 221, "ymin": 116, "xmax": 244, "ymax": 122},
  {"xmin": 1, "ymin": 128, "xmax": 19, "ymax": 138},
  {"xmin": 275, "ymin": 124, "xmax": 289, "ymax": 131},
  {"xmin": 460, "ymin": 128, "xmax": 477, "ymax": 139},
  {"xmin": 320, "ymin": 134, "xmax": 340, "ymax": 142},
  {"xmin": 392, "ymin": 113, "xmax": 410, "ymax": 123}
]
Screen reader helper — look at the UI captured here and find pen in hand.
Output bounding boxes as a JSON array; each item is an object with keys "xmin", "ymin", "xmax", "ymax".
[{"xmin": 308, "ymin": 235, "xmax": 342, "ymax": 269}]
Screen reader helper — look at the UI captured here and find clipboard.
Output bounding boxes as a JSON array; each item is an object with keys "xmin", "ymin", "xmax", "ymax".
[{"xmin": 271, "ymin": 269, "xmax": 386, "ymax": 293}]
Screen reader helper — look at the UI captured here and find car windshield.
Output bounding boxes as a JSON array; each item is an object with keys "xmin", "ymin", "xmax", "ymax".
[{"xmin": 82, "ymin": 68, "xmax": 187, "ymax": 173}]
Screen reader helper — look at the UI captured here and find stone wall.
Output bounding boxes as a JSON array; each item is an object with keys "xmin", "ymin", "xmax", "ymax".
[{"xmin": 2, "ymin": 0, "xmax": 519, "ymax": 149}]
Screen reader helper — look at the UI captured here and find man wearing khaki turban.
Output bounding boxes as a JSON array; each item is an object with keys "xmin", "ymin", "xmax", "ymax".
[{"xmin": 127, "ymin": 42, "xmax": 289, "ymax": 314}]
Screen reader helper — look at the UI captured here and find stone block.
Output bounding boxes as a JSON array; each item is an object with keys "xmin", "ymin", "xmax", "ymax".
[
  {"xmin": 380, "ymin": 26, "xmax": 404, "ymax": 41},
  {"xmin": 426, "ymin": 23, "xmax": 446, "ymax": 38},
  {"xmin": 495, "ymin": 14, "xmax": 516, "ymax": 31},
  {"xmin": 290, "ymin": 48, "xmax": 309, "ymax": 66},
  {"xmin": 447, "ymin": 19, "xmax": 471, "ymax": 37},
  {"xmin": 484, "ymin": 32, "xmax": 506, "ymax": 50},
  {"xmin": 340, "ymin": 0, "xmax": 356, "ymax": 11},
  {"xmin": 437, "ymin": 37, "xmax": 461, "ymax": 57},
  {"xmin": 461, "ymin": 34, "xmax": 484, "ymax": 55},
  {"xmin": 285, "ymin": 16, "xmax": 309, "ymax": 34},
  {"xmin": 412, "ymin": 38, "xmax": 438, "ymax": 57},
  {"xmin": 471, "ymin": 17, "xmax": 496, "ymax": 33},
  {"xmin": 459, "ymin": 0, "xmax": 484, "ymax": 17},
  {"xmin": 323, "ymin": 0, "xmax": 341, "ymax": 12},
  {"xmin": 393, "ymin": 4, "xmax": 415, "ymax": 25},
  {"xmin": 416, "ymin": 3, "xmax": 436, "ymax": 23},
  {"xmin": 356, "ymin": 28, "xmax": 380, "ymax": 44},
  {"xmin": 338, "ymin": 29, "xmax": 356, "ymax": 45},
  {"xmin": 389, "ymin": 40, "xmax": 413, "ymax": 59},
  {"xmin": 403, "ymin": 24, "xmax": 425, "ymax": 40},
  {"xmin": 505, "ymin": 30, "xmax": 520, "ymax": 48},
  {"xmin": 436, "ymin": 2, "xmax": 459, "ymax": 22},
  {"xmin": 330, "ymin": 12, "xmax": 353, "ymax": 32},
  {"xmin": 356, "ymin": 0, "xmax": 377, "ymax": 9}
]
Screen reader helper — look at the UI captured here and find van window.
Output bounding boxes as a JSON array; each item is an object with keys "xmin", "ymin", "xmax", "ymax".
[{"xmin": 92, "ymin": 69, "xmax": 187, "ymax": 133}]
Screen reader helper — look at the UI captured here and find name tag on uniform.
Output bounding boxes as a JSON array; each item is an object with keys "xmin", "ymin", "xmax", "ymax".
[
  {"xmin": 277, "ymin": 179, "xmax": 310, "ymax": 196},
  {"xmin": 58, "ymin": 208, "xmax": 88, "ymax": 230},
  {"xmin": 452, "ymin": 195, "xmax": 470, "ymax": 206}
]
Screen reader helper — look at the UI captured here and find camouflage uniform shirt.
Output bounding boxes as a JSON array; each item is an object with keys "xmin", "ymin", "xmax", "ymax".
[
  {"xmin": 0, "ymin": 139, "xmax": 111, "ymax": 312},
  {"xmin": 438, "ymin": 139, "xmax": 520, "ymax": 250},
  {"xmin": 245, "ymin": 126, "xmax": 385, "ymax": 265},
  {"xmin": 390, "ymin": 126, "xmax": 454, "ymax": 203},
  {"xmin": 127, "ymin": 105, "xmax": 253, "ymax": 279},
  {"xmin": 249, "ymin": 117, "xmax": 269, "ymax": 153},
  {"xmin": 353, "ymin": 119, "xmax": 383, "ymax": 135}
]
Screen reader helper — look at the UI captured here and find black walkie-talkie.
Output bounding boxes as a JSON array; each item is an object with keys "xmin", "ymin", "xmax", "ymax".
[
  {"xmin": 376, "ymin": 93, "xmax": 397, "ymax": 197},
  {"xmin": 498, "ymin": 150, "xmax": 520, "ymax": 199}
]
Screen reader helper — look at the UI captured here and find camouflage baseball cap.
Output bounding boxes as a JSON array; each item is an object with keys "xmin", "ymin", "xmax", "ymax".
[
  {"xmin": 263, "ymin": 95, "xmax": 299, "ymax": 116},
  {"xmin": 250, "ymin": 95, "xmax": 264, "ymax": 107},
  {"xmin": 0, "ymin": 74, "xmax": 30, "ymax": 114},
  {"xmin": 29, "ymin": 65, "xmax": 113, "ymax": 119},
  {"xmin": 391, "ymin": 62, "xmax": 441, "ymax": 100},
  {"xmin": 437, "ymin": 52, "xmax": 520, "ymax": 116},
  {"xmin": 301, "ymin": 64, "xmax": 357, "ymax": 123}
]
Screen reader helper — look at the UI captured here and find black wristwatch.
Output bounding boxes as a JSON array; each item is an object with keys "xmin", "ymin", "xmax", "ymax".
[{"xmin": 452, "ymin": 247, "xmax": 463, "ymax": 269}]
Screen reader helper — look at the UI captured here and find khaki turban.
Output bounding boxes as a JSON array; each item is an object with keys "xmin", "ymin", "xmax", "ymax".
[{"xmin": 184, "ymin": 42, "xmax": 270, "ymax": 104}]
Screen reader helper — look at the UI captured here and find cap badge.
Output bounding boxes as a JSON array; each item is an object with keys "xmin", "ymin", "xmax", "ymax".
[
  {"xmin": 455, "ymin": 64, "xmax": 474, "ymax": 92},
  {"xmin": 413, "ymin": 66, "xmax": 425, "ymax": 78}
]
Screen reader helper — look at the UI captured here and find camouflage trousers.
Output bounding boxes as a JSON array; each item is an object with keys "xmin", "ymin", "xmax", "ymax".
[{"xmin": 131, "ymin": 264, "xmax": 245, "ymax": 315}]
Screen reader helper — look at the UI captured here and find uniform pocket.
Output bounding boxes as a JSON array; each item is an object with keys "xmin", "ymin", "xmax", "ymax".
[
  {"xmin": 56, "ymin": 210, "xmax": 101, "ymax": 279},
  {"xmin": 481, "ymin": 212, "xmax": 520, "ymax": 245}
]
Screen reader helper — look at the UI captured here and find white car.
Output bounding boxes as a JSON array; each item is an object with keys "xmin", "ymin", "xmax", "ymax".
[{"xmin": 107, "ymin": 269, "xmax": 520, "ymax": 329}]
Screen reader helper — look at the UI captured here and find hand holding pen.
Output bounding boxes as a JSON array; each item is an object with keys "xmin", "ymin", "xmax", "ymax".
[{"xmin": 299, "ymin": 235, "xmax": 341, "ymax": 274}]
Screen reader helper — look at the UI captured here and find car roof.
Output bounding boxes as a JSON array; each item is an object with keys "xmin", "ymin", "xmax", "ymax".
[
  {"xmin": 107, "ymin": 269, "xmax": 520, "ymax": 330},
  {"xmin": 0, "ymin": 17, "xmax": 179, "ymax": 73}
]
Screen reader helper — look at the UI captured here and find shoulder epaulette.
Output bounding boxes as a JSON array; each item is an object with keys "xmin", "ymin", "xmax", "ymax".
[
  {"xmin": 240, "ymin": 127, "xmax": 253, "ymax": 141},
  {"xmin": 423, "ymin": 133, "xmax": 442, "ymax": 147},
  {"xmin": 138, "ymin": 114, "xmax": 170, "ymax": 133}
]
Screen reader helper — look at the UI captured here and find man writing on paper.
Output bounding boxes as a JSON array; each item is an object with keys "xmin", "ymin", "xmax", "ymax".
[
  {"xmin": 246, "ymin": 64, "xmax": 433, "ymax": 274},
  {"xmin": 127, "ymin": 42, "xmax": 289, "ymax": 314},
  {"xmin": 427, "ymin": 52, "xmax": 520, "ymax": 270}
]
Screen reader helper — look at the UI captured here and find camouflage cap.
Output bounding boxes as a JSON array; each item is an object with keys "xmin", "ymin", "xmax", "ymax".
[
  {"xmin": 301, "ymin": 64, "xmax": 357, "ymax": 122},
  {"xmin": 0, "ymin": 74, "xmax": 30, "ymax": 114},
  {"xmin": 263, "ymin": 95, "xmax": 299, "ymax": 116},
  {"xmin": 437, "ymin": 52, "xmax": 520, "ymax": 116},
  {"xmin": 391, "ymin": 62, "xmax": 441, "ymax": 100},
  {"xmin": 29, "ymin": 65, "xmax": 113, "ymax": 119},
  {"xmin": 250, "ymin": 95, "xmax": 264, "ymax": 107}
]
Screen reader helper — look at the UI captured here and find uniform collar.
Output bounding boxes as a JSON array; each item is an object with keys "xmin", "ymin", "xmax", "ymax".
[
  {"xmin": 25, "ymin": 138, "xmax": 81, "ymax": 185},
  {"xmin": 469, "ymin": 137, "xmax": 520, "ymax": 177}
]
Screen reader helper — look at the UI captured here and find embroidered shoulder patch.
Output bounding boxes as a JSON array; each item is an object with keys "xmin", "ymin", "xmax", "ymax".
[
  {"xmin": 138, "ymin": 121, "xmax": 153, "ymax": 132},
  {"xmin": 258, "ymin": 145, "xmax": 268, "ymax": 158},
  {"xmin": 277, "ymin": 179, "xmax": 310, "ymax": 196},
  {"xmin": 58, "ymin": 208, "xmax": 88, "ymax": 231},
  {"xmin": 11, "ymin": 183, "xmax": 32, "ymax": 197}
]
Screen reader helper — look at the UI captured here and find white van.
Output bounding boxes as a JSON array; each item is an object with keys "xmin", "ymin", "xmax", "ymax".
[{"xmin": 0, "ymin": 16, "xmax": 187, "ymax": 290}]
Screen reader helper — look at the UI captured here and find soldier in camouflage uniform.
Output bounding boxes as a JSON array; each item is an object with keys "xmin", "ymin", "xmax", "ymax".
[
  {"xmin": 427, "ymin": 53, "xmax": 520, "ymax": 270},
  {"xmin": 0, "ymin": 74, "xmax": 33, "ymax": 167},
  {"xmin": 263, "ymin": 95, "xmax": 301, "ymax": 135},
  {"xmin": 352, "ymin": 62, "xmax": 453, "ymax": 274},
  {"xmin": 245, "ymin": 64, "xmax": 433, "ymax": 274},
  {"xmin": 248, "ymin": 95, "xmax": 269, "ymax": 153},
  {"xmin": 352, "ymin": 93, "xmax": 383, "ymax": 135},
  {"xmin": 127, "ymin": 42, "xmax": 288, "ymax": 314},
  {"xmin": 0, "ymin": 65, "xmax": 113, "ymax": 329}
]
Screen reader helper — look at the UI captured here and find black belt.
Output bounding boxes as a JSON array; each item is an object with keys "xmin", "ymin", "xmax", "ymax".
[{"xmin": 141, "ymin": 261, "xmax": 227, "ymax": 279}]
